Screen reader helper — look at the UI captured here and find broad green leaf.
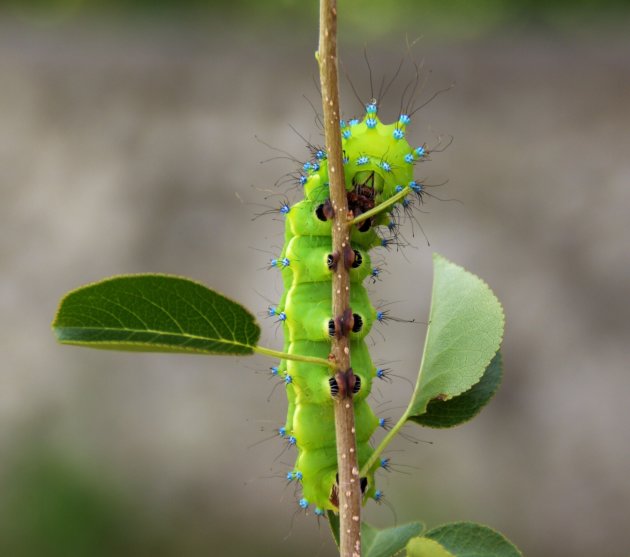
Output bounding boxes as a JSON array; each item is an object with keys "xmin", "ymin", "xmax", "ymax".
[
  {"xmin": 410, "ymin": 352, "xmax": 502, "ymax": 428},
  {"xmin": 362, "ymin": 521, "xmax": 425, "ymax": 557},
  {"xmin": 407, "ymin": 537, "xmax": 454, "ymax": 557},
  {"xmin": 408, "ymin": 522, "xmax": 521, "ymax": 557},
  {"xmin": 409, "ymin": 254, "xmax": 504, "ymax": 419},
  {"xmin": 326, "ymin": 513, "xmax": 424, "ymax": 557},
  {"xmin": 52, "ymin": 275, "xmax": 260, "ymax": 356}
]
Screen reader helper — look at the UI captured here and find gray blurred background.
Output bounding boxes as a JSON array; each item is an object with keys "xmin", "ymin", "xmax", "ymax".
[{"xmin": 1, "ymin": 1, "xmax": 629, "ymax": 555}]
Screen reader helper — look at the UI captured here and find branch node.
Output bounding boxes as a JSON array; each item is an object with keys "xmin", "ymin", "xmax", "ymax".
[{"xmin": 343, "ymin": 245, "xmax": 356, "ymax": 270}]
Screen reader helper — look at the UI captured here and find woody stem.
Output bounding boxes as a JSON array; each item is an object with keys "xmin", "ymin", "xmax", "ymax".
[{"xmin": 317, "ymin": 1, "xmax": 362, "ymax": 556}]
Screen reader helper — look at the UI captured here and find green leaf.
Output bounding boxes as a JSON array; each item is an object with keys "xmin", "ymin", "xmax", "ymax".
[
  {"xmin": 327, "ymin": 511, "xmax": 340, "ymax": 547},
  {"xmin": 407, "ymin": 522, "xmax": 522, "ymax": 557},
  {"xmin": 52, "ymin": 275, "xmax": 260, "ymax": 356},
  {"xmin": 410, "ymin": 352, "xmax": 503, "ymax": 428},
  {"xmin": 326, "ymin": 514, "xmax": 424, "ymax": 557},
  {"xmin": 409, "ymin": 254, "xmax": 504, "ymax": 419},
  {"xmin": 407, "ymin": 537, "xmax": 454, "ymax": 557},
  {"xmin": 362, "ymin": 521, "xmax": 425, "ymax": 557}
]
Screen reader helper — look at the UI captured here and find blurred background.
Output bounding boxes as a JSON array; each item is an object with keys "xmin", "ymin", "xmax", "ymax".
[{"xmin": 1, "ymin": 1, "xmax": 629, "ymax": 555}]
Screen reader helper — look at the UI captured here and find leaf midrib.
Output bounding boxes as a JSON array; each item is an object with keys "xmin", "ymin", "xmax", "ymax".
[{"xmin": 54, "ymin": 325, "xmax": 254, "ymax": 351}]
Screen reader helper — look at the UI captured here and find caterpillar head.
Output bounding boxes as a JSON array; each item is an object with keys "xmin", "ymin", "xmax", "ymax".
[
  {"xmin": 301, "ymin": 102, "xmax": 417, "ymax": 234},
  {"xmin": 340, "ymin": 104, "xmax": 416, "ymax": 206}
]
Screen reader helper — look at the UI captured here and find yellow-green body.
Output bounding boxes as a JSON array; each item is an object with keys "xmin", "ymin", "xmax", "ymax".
[{"xmin": 276, "ymin": 109, "xmax": 417, "ymax": 513}]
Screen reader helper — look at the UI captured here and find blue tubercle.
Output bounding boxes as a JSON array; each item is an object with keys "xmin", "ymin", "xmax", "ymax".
[
  {"xmin": 380, "ymin": 161, "xmax": 392, "ymax": 173},
  {"xmin": 315, "ymin": 149, "xmax": 326, "ymax": 160},
  {"xmin": 342, "ymin": 129, "xmax": 352, "ymax": 139},
  {"xmin": 399, "ymin": 114, "xmax": 411, "ymax": 125},
  {"xmin": 395, "ymin": 185, "xmax": 404, "ymax": 193},
  {"xmin": 284, "ymin": 374, "xmax": 292, "ymax": 384},
  {"xmin": 376, "ymin": 311, "xmax": 384, "ymax": 322},
  {"xmin": 270, "ymin": 366, "xmax": 280, "ymax": 376},
  {"xmin": 380, "ymin": 457, "xmax": 391, "ymax": 470},
  {"xmin": 376, "ymin": 368, "xmax": 385, "ymax": 379},
  {"xmin": 409, "ymin": 181, "xmax": 423, "ymax": 194},
  {"xmin": 349, "ymin": 118, "xmax": 360, "ymax": 126},
  {"xmin": 267, "ymin": 306, "xmax": 285, "ymax": 319},
  {"xmin": 287, "ymin": 470, "xmax": 302, "ymax": 482},
  {"xmin": 404, "ymin": 153, "xmax": 415, "ymax": 164},
  {"xmin": 278, "ymin": 426, "xmax": 287, "ymax": 437},
  {"xmin": 415, "ymin": 146, "xmax": 426, "ymax": 157},
  {"xmin": 298, "ymin": 498, "xmax": 309, "ymax": 510},
  {"xmin": 314, "ymin": 507, "xmax": 325, "ymax": 516},
  {"xmin": 303, "ymin": 161, "xmax": 313, "ymax": 172},
  {"xmin": 339, "ymin": 119, "xmax": 347, "ymax": 128},
  {"xmin": 366, "ymin": 118, "xmax": 377, "ymax": 129},
  {"xmin": 288, "ymin": 435, "xmax": 297, "ymax": 446},
  {"xmin": 370, "ymin": 268, "xmax": 381, "ymax": 280},
  {"xmin": 366, "ymin": 102, "xmax": 378, "ymax": 115},
  {"xmin": 356, "ymin": 155, "xmax": 370, "ymax": 166},
  {"xmin": 393, "ymin": 129, "xmax": 405, "ymax": 140},
  {"xmin": 299, "ymin": 175, "xmax": 307, "ymax": 186},
  {"xmin": 270, "ymin": 257, "xmax": 290, "ymax": 269},
  {"xmin": 374, "ymin": 490, "xmax": 384, "ymax": 502}
]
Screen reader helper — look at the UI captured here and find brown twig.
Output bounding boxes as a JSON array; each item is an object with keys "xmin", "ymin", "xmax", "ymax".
[{"xmin": 317, "ymin": 2, "xmax": 362, "ymax": 556}]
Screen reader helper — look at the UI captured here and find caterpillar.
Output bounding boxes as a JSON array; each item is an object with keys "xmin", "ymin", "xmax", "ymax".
[{"xmin": 272, "ymin": 101, "xmax": 426, "ymax": 516}]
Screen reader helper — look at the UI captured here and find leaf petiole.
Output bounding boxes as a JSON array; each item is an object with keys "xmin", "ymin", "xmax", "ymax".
[
  {"xmin": 348, "ymin": 186, "xmax": 411, "ymax": 227},
  {"xmin": 253, "ymin": 345, "xmax": 336, "ymax": 369},
  {"xmin": 360, "ymin": 407, "xmax": 413, "ymax": 477}
]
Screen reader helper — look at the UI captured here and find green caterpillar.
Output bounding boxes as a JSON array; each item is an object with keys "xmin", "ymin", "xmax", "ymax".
[{"xmin": 271, "ymin": 102, "xmax": 425, "ymax": 516}]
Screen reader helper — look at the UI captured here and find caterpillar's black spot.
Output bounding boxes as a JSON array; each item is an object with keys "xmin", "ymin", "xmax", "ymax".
[
  {"xmin": 316, "ymin": 204, "xmax": 327, "ymax": 221},
  {"xmin": 328, "ymin": 251, "xmax": 341, "ymax": 271},
  {"xmin": 330, "ymin": 309, "xmax": 353, "ymax": 339},
  {"xmin": 329, "ymin": 376, "xmax": 339, "ymax": 398},
  {"xmin": 352, "ymin": 250, "xmax": 363, "ymax": 268},
  {"xmin": 316, "ymin": 199, "xmax": 334, "ymax": 221},
  {"xmin": 352, "ymin": 374, "xmax": 361, "ymax": 394},
  {"xmin": 340, "ymin": 308, "xmax": 353, "ymax": 337},
  {"xmin": 357, "ymin": 218, "xmax": 372, "ymax": 232},
  {"xmin": 352, "ymin": 314, "xmax": 363, "ymax": 333},
  {"xmin": 330, "ymin": 478, "xmax": 340, "ymax": 508}
]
